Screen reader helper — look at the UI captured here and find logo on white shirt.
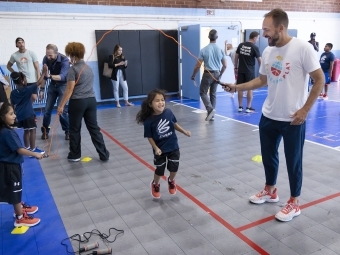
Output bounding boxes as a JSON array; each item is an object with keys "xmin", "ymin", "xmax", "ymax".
[{"xmin": 266, "ymin": 55, "xmax": 290, "ymax": 84}]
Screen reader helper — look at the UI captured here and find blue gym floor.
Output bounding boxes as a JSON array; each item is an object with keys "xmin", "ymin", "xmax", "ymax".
[
  {"xmin": 173, "ymin": 84, "xmax": 340, "ymax": 149},
  {"xmin": 1, "ymin": 81, "xmax": 340, "ymax": 255}
]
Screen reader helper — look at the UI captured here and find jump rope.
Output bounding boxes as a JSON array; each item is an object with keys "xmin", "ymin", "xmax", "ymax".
[{"xmin": 39, "ymin": 22, "xmax": 224, "ymax": 158}]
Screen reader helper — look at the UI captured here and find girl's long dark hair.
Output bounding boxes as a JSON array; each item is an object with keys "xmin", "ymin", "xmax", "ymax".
[
  {"xmin": 113, "ymin": 44, "xmax": 125, "ymax": 59},
  {"xmin": 0, "ymin": 102, "xmax": 13, "ymax": 130},
  {"xmin": 10, "ymin": 71, "xmax": 25, "ymax": 85},
  {"xmin": 136, "ymin": 89, "xmax": 166, "ymax": 124}
]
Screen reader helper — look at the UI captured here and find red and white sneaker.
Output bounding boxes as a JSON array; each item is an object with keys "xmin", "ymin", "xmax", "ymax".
[
  {"xmin": 14, "ymin": 211, "xmax": 41, "ymax": 227},
  {"xmin": 318, "ymin": 93, "xmax": 324, "ymax": 99},
  {"xmin": 275, "ymin": 199, "xmax": 301, "ymax": 222},
  {"xmin": 150, "ymin": 180, "xmax": 161, "ymax": 199},
  {"xmin": 249, "ymin": 186, "xmax": 279, "ymax": 204},
  {"xmin": 167, "ymin": 177, "xmax": 177, "ymax": 195},
  {"xmin": 322, "ymin": 94, "xmax": 329, "ymax": 100},
  {"xmin": 13, "ymin": 202, "xmax": 38, "ymax": 217}
]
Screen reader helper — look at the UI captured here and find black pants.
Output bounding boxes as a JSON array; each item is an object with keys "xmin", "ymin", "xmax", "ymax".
[{"xmin": 68, "ymin": 97, "xmax": 109, "ymax": 160}]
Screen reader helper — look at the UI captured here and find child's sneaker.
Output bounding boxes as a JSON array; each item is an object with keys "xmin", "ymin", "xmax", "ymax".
[
  {"xmin": 275, "ymin": 199, "xmax": 301, "ymax": 222},
  {"xmin": 150, "ymin": 180, "xmax": 161, "ymax": 199},
  {"xmin": 21, "ymin": 202, "xmax": 38, "ymax": 214},
  {"xmin": 13, "ymin": 202, "xmax": 38, "ymax": 217},
  {"xmin": 249, "ymin": 186, "xmax": 279, "ymax": 204},
  {"xmin": 30, "ymin": 147, "xmax": 45, "ymax": 158},
  {"xmin": 167, "ymin": 177, "xmax": 177, "ymax": 195},
  {"xmin": 14, "ymin": 212, "xmax": 40, "ymax": 227},
  {"xmin": 246, "ymin": 107, "xmax": 255, "ymax": 113},
  {"xmin": 318, "ymin": 93, "xmax": 324, "ymax": 99},
  {"xmin": 322, "ymin": 94, "xmax": 329, "ymax": 100}
]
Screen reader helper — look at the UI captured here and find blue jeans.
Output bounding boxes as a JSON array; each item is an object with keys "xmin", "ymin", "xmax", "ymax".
[
  {"xmin": 259, "ymin": 115, "xmax": 305, "ymax": 197},
  {"xmin": 42, "ymin": 84, "xmax": 69, "ymax": 134}
]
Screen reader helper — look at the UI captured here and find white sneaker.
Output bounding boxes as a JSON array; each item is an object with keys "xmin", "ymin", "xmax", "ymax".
[
  {"xmin": 249, "ymin": 187, "xmax": 279, "ymax": 204},
  {"xmin": 275, "ymin": 199, "xmax": 301, "ymax": 222}
]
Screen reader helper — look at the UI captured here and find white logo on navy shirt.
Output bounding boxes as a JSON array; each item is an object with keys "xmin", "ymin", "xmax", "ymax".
[
  {"xmin": 157, "ymin": 119, "xmax": 172, "ymax": 138},
  {"xmin": 14, "ymin": 182, "xmax": 20, "ymax": 186},
  {"xmin": 157, "ymin": 119, "xmax": 170, "ymax": 134}
]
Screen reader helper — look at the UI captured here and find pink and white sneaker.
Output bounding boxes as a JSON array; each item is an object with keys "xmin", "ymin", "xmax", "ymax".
[
  {"xmin": 249, "ymin": 186, "xmax": 279, "ymax": 204},
  {"xmin": 275, "ymin": 199, "xmax": 301, "ymax": 222}
]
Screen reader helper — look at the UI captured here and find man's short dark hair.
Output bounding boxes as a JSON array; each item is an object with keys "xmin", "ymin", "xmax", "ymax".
[
  {"xmin": 249, "ymin": 31, "xmax": 259, "ymax": 40},
  {"xmin": 15, "ymin": 37, "xmax": 24, "ymax": 45},
  {"xmin": 264, "ymin": 8, "xmax": 289, "ymax": 28},
  {"xmin": 208, "ymin": 29, "xmax": 218, "ymax": 41},
  {"xmin": 326, "ymin": 43, "xmax": 333, "ymax": 50}
]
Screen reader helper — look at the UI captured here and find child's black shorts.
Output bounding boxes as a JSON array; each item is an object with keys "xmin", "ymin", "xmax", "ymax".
[
  {"xmin": 154, "ymin": 149, "xmax": 180, "ymax": 176},
  {"xmin": 17, "ymin": 115, "xmax": 37, "ymax": 130},
  {"xmin": 0, "ymin": 162, "xmax": 22, "ymax": 204}
]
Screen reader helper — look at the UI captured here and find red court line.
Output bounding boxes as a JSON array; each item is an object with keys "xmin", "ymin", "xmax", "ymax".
[
  {"xmin": 100, "ymin": 128, "xmax": 269, "ymax": 255},
  {"xmin": 237, "ymin": 192, "xmax": 340, "ymax": 232}
]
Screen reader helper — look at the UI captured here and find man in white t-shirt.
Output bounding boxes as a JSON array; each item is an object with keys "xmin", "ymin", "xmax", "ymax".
[
  {"xmin": 7, "ymin": 37, "xmax": 40, "ymax": 102},
  {"xmin": 221, "ymin": 8, "xmax": 324, "ymax": 222}
]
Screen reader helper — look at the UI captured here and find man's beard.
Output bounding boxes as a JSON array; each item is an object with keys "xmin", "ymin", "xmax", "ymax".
[{"xmin": 267, "ymin": 32, "xmax": 279, "ymax": 46}]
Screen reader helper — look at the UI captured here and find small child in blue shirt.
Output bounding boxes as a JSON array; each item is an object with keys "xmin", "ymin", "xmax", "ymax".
[
  {"xmin": 136, "ymin": 89, "xmax": 191, "ymax": 199},
  {"xmin": 0, "ymin": 102, "xmax": 44, "ymax": 227},
  {"xmin": 10, "ymin": 72, "xmax": 44, "ymax": 155}
]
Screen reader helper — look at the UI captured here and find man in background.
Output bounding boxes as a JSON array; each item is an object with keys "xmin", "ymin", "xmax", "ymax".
[
  {"xmin": 234, "ymin": 31, "xmax": 261, "ymax": 113},
  {"xmin": 191, "ymin": 29, "xmax": 227, "ymax": 121},
  {"xmin": 7, "ymin": 38, "xmax": 40, "ymax": 104},
  {"xmin": 308, "ymin": 32, "xmax": 319, "ymax": 52},
  {"xmin": 38, "ymin": 44, "xmax": 70, "ymax": 140}
]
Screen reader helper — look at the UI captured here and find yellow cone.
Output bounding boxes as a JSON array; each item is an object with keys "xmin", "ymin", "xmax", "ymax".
[
  {"xmin": 11, "ymin": 226, "xmax": 29, "ymax": 234},
  {"xmin": 252, "ymin": 155, "xmax": 262, "ymax": 163},
  {"xmin": 81, "ymin": 157, "xmax": 92, "ymax": 162}
]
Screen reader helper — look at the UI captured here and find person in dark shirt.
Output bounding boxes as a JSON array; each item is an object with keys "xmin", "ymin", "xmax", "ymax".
[
  {"xmin": 0, "ymin": 102, "xmax": 44, "ymax": 227},
  {"xmin": 308, "ymin": 32, "xmax": 319, "ymax": 52},
  {"xmin": 318, "ymin": 43, "xmax": 335, "ymax": 100},
  {"xmin": 10, "ymin": 72, "xmax": 45, "ymax": 155},
  {"xmin": 235, "ymin": 31, "xmax": 262, "ymax": 113},
  {"xmin": 108, "ymin": 44, "xmax": 133, "ymax": 108},
  {"xmin": 136, "ymin": 89, "xmax": 191, "ymax": 199},
  {"xmin": 38, "ymin": 44, "xmax": 70, "ymax": 140}
]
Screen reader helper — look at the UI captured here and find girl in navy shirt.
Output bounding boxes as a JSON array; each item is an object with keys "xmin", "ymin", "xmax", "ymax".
[
  {"xmin": 0, "ymin": 102, "xmax": 43, "ymax": 227},
  {"xmin": 136, "ymin": 89, "xmax": 191, "ymax": 199}
]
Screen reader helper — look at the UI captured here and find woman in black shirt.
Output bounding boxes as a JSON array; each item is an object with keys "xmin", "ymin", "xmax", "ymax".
[{"xmin": 108, "ymin": 45, "xmax": 133, "ymax": 108}]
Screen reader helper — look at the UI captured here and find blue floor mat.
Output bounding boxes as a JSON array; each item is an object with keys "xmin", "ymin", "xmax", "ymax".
[{"xmin": 0, "ymin": 129, "xmax": 72, "ymax": 255}]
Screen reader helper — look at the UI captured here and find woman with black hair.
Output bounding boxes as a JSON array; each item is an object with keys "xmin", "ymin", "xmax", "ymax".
[{"xmin": 108, "ymin": 44, "xmax": 133, "ymax": 108}]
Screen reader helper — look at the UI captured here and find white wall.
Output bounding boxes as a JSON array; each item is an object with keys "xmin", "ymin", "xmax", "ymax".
[
  {"xmin": 1, "ymin": 4, "xmax": 339, "ymax": 101},
  {"xmin": 0, "ymin": 10, "xmax": 339, "ymax": 64}
]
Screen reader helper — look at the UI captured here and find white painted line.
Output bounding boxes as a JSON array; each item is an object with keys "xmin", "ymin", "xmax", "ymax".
[{"xmin": 192, "ymin": 109, "xmax": 206, "ymax": 113}]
